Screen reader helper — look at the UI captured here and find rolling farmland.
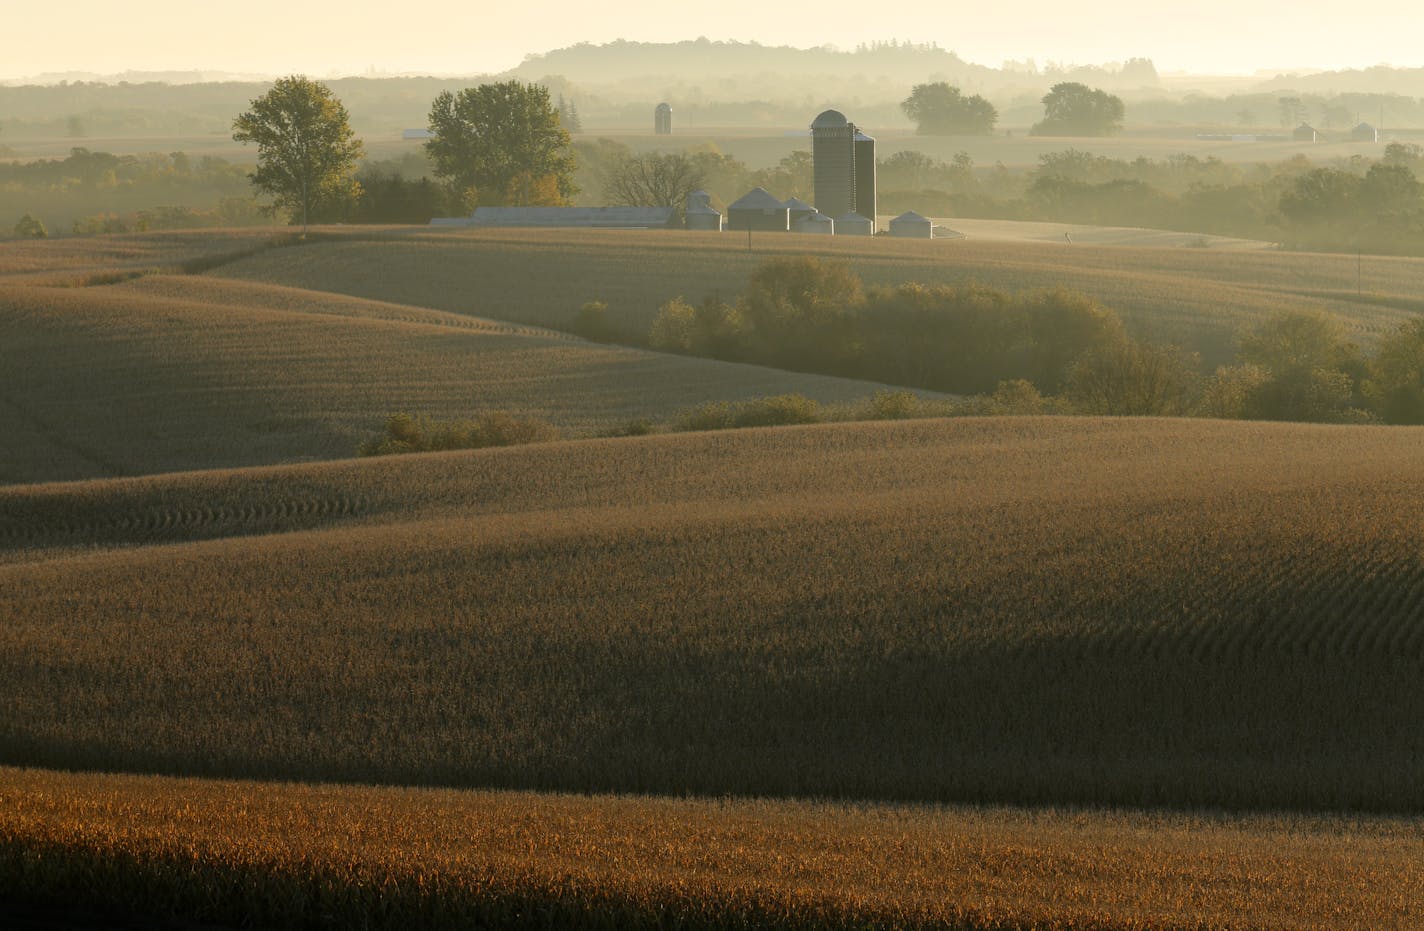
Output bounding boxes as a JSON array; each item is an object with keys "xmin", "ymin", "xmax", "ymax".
[
  {"xmin": 0, "ymin": 255, "xmax": 924, "ymax": 484},
  {"xmin": 5, "ymin": 227, "xmax": 1424, "ymax": 929},
  {"xmin": 211, "ymin": 226, "xmax": 1424, "ymax": 363},
  {"xmin": 3, "ymin": 766, "xmax": 1420, "ymax": 931},
  {"xmin": 5, "ymin": 418, "xmax": 1424, "ymax": 812}
]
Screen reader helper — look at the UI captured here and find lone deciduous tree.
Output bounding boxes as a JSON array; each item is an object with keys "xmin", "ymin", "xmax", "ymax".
[
  {"xmin": 13, "ymin": 213, "xmax": 48, "ymax": 238},
  {"xmin": 1030, "ymin": 83, "xmax": 1125, "ymax": 137},
  {"xmin": 232, "ymin": 76, "xmax": 363, "ymax": 234},
  {"xmin": 901, "ymin": 83, "xmax": 998, "ymax": 135},
  {"xmin": 606, "ymin": 152, "xmax": 705, "ymax": 213},
  {"xmin": 425, "ymin": 82, "xmax": 577, "ymax": 208}
]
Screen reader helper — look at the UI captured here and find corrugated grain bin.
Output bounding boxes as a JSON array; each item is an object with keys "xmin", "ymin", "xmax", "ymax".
[
  {"xmin": 726, "ymin": 187, "xmax": 791, "ymax": 232},
  {"xmin": 889, "ymin": 210, "xmax": 933, "ymax": 238},
  {"xmin": 783, "ymin": 197, "xmax": 817, "ymax": 225},
  {"xmin": 793, "ymin": 212, "xmax": 834, "ymax": 235},
  {"xmin": 836, "ymin": 212, "xmax": 874, "ymax": 236},
  {"xmin": 685, "ymin": 204, "xmax": 723, "ymax": 231}
]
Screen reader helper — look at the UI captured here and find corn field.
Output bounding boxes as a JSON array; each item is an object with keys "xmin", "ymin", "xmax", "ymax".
[
  {"xmin": 2, "ymin": 766, "xmax": 1420, "ymax": 930},
  {"xmin": 4, "ymin": 417, "xmax": 1424, "ymax": 810},
  {"xmin": 6, "ymin": 227, "xmax": 1424, "ymax": 929}
]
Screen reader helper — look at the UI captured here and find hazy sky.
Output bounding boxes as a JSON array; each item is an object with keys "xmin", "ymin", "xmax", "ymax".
[{"xmin": 10, "ymin": 0, "xmax": 1422, "ymax": 79}]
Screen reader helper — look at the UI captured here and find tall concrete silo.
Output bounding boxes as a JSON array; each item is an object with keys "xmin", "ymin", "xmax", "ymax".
[
  {"xmin": 811, "ymin": 110, "xmax": 856, "ymax": 220},
  {"xmin": 853, "ymin": 131, "xmax": 876, "ymax": 228},
  {"xmin": 655, "ymin": 103, "xmax": 673, "ymax": 135}
]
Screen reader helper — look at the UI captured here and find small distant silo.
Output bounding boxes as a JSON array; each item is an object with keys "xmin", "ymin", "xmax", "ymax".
[
  {"xmin": 835, "ymin": 212, "xmax": 874, "ymax": 236},
  {"xmin": 853, "ymin": 131, "xmax": 877, "ymax": 227},
  {"xmin": 726, "ymin": 187, "xmax": 790, "ymax": 231},
  {"xmin": 1293, "ymin": 123, "xmax": 1318, "ymax": 142},
  {"xmin": 889, "ymin": 210, "xmax": 933, "ymax": 239},
  {"xmin": 812, "ymin": 109, "xmax": 857, "ymax": 220},
  {"xmin": 685, "ymin": 191, "xmax": 722, "ymax": 231},
  {"xmin": 1352, "ymin": 122, "xmax": 1378, "ymax": 142},
  {"xmin": 794, "ymin": 212, "xmax": 834, "ymax": 235},
  {"xmin": 783, "ymin": 197, "xmax": 817, "ymax": 225},
  {"xmin": 655, "ymin": 102, "xmax": 673, "ymax": 135}
]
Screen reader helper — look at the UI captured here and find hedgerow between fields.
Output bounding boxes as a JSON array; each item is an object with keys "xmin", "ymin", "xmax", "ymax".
[{"xmin": 649, "ymin": 255, "xmax": 1424, "ymax": 423}]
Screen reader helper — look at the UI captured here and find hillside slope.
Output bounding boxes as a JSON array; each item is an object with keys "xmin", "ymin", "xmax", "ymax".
[
  {"xmin": 0, "ymin": 276, "xmax": 914, "ymax": 483},
  {"xmin": 4, "ymin": 765, "xmax": 1420, "ymax": 931},
  {"xmin": 4, "ymin": 417, "xmax": 1423, "ymax": 811},
  {"xmin": 211, "ymin": 227, "xmax": 1424, "ymax": 362}
]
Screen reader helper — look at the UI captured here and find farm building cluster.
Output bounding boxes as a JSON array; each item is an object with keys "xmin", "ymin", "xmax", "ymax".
[{"xmin": 432, "ymin": 108, "xmax": 956, "ymax": 238}]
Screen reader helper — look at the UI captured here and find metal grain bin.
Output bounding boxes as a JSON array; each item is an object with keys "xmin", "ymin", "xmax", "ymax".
[
  {"xmin": 685, "ymin": 197, "xmax": 723, "ymax": 231},
  {"xmin": 783, "ymin": 197, "xmax": 817, "ymax": 225},
  {"xmin": 726, "ymin": 187, "xmax": 791, "ymax": 232},
  {"xmin": 835, "ymin": 212, "xmax": 874, "ymax": 236},
  {"xmin": 889, "ymin": 210, "xmax": 933, "ymax": 238},
  {"xmin": 655, "ymin": 103, "xmax": 672, "ymax": 135},
  {"xmin": 793, "ymin": 212, "xmax": 834, "ymax": 235}
]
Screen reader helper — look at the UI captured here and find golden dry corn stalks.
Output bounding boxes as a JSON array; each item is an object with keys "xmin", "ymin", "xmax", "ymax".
[
  {"xmin": 2, "ymin": 766, "xmax": 1421, "ymax": 931},
  {"xmin": 3, "ymin": 418, "xmax": 1424, "ymax": 811}
]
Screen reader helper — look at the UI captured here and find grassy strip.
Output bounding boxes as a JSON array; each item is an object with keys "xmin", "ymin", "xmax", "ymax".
[{"xmin": 363, "ymin": 389, "xmax": 1047, "ymax": 454}]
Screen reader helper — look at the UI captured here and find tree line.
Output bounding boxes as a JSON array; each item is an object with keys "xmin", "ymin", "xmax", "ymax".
[
  {"xmin": 228, "ymin": 75, "xmax": 582, "ymax": 234},
  {"xmin": 642, "ymin": 256, "xmax": 1424, "ymax": 424},
  {"xmin": 874, "ymin": 144, "xmax": 1424, "ymax": 254},
  {"xmin": 2, "ymin": 148, "xmax": 261, "ymax": 237},
  {"xmin": 901, "ymin": 81, "xmax": 1125, "ymax": 137}
]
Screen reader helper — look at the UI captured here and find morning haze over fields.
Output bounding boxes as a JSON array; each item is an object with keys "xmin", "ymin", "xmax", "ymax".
[{"xmin": 3, "ymin": 4, "xmax": 1424, "ymax": 929}]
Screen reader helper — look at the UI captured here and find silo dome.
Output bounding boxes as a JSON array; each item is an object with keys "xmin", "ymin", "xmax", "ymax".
[{"xmin": 812, "ymin": 109, "xmax": 849, "ymax": 129}]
